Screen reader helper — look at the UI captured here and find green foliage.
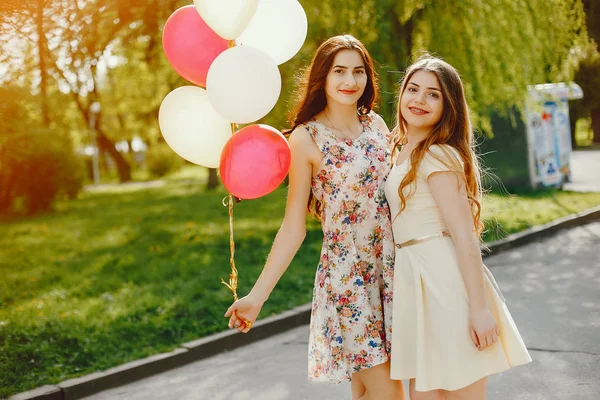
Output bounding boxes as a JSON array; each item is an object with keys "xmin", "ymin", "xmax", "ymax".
[
  {"xmin": 478, "ymin": 108, "xmax": 531, "ymax": 189},
  {"xmin": 1, "ymin": 0, "xmax": 595, "ymax": 187},
  {"xmin": 0, "ymin": 131, "xmax": 85, "ymax": 215},
  {"xmin": 0, "ymin": 179, "xmax": 599, "ymax": 396},
  {"xmin": 145, "ymin": 143, "xmax": 184, "ymax": 178}
]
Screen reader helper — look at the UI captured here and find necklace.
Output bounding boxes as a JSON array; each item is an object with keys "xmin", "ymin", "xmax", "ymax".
[{"xmin": 323, "ymin": 109, "xmax": 362, "ymax": 140}]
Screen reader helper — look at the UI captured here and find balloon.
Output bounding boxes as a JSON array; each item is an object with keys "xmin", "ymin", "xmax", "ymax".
[
  {"xmin": 162, "ymin": 6, "xmax": 229, "ymax": 87},
  {"xmin": 193, "ymin": 0, "xmax": 259, "ymax": 40},
  {"xmin": 207, "ymin": 46, "xmax": 281, "ymax": 124},
  {"xmin": 158, "ymin": 86, "xmax": 232, "ymax": 168},
  {"xmin": 237, "ymin": 0, "xmax": 308, "ymax": 65},
  {"xmin": 220, "ymin": 125, "xmax": 291, "ymax": 199}
]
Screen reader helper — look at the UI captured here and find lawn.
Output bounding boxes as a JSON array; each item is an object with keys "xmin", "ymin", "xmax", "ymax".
[{"xmin": 1, "ymin": 178, "xmax": 599, "ymax": 397}]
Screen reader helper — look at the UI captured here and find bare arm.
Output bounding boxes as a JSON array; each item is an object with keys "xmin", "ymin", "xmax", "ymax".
[
  {"xmin": 247, "ymin": 127, "xmax": 314, "ymax": 302},
  {"xmin": 225, "ymin": 126, "xmax": 316, "ymax": 332},
  {"xmin": 429, "ymin": 171, "xmax": 499, "ymax": 350}
]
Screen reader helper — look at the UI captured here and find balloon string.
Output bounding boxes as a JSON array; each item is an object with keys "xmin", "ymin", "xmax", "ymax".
[
  {"xmin": 221, "ymin": 123, "xmax": 240, "ymax": 301},
  {"xmin": 220, "ymin": 193, "xmax": 239, "ymax": 301}
]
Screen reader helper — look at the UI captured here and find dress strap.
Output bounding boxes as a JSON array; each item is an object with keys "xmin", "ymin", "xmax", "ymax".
[
  {"xmin": 304, "ymin": 121, "xmax": 332, "ymax": 152},
  {"xmin": 361, "ymin": 110, "xmax": 393, "ymax": 146},
  {"xmin": 358, "ymin": 110, "xmax": 375, "ymax": 133}
]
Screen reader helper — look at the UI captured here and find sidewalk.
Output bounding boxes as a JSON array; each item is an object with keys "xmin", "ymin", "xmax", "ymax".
[{"xmin": 82, "ymin": 221, "xmax": 600, "ymax": 400}]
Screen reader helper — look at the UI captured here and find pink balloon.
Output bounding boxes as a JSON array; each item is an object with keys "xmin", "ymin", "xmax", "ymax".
[
  {"xmin": 220, "ymin": 125, "xmax": 291, "ymax": 200},
  {"xmin": 162, "ymin": 6, "xmax": 229, "ymax": 87}
]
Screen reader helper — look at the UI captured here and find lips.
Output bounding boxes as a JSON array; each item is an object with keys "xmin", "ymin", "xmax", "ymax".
[
  {"xmin": 408, "ymin": 106, "xmax": 428, "ymax": 115},
  {"xmin": 339, "ymin": 89, "xmax": 358, "ymax": 95}
]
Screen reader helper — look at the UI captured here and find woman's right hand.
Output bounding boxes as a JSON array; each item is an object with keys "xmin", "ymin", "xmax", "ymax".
[
  {"xmin": 224, "ymin": 294, "xmax": 265, "ymax": 333},
  {"xmin": 469, "ymin": 307, "xmax": 500, "ymax": 351}
]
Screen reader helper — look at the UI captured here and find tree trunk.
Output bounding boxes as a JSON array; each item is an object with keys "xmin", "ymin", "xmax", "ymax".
[
  {"xmin": 96, "ymin": 127, "xmax": 132, "ymax": 182},
  {"xmin": 0, "ymin": 175, "xmax": 15, "ymax": 213},
  {"xmin": 569, "ymin": 107, "xmax": 578, "ymax": 149},
  {"xmin": 592, "ymin": 108, "xmax": 600, "ymax": 144},
  {"xmin": 36, "ymin": 0, "xmax": 50, "ymax": 126},
  {"xmin": 207, "ymin": 168, "xmax": 219, "ymax": 189},
  {"xmin": 373, "ymin": 2, "xmax": 421, "ymax": 121}
]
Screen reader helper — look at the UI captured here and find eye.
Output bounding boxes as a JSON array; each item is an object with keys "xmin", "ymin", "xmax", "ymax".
[
  {"xmin": 407, "ymin": 87, "xmax": 417, "ymax": 93},
  {"xmin": 429, "ymin": 92, "xmax": 440, "ymax": 99},
  {"xmin": 354, "ymin": 69, "xmax": 365, "ymax": 74},
  {"xmin": 333, "ymin": 69, "xmax": 344, "ymax": 74}
]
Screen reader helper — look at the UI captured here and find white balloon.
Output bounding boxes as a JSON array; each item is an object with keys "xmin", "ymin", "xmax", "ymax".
[
  {"xmin": 158, "ymin": 86, "xmax": 232, "ymax": 168},
  {"xmin": 193, "ymin": 0, "xmax": 259, "ymax": 40},
  {"xmin": 207, "ymin": 46, "xmax": 281, "ymax": 124},
  {"xmin": 237, "ymin": 0, "xmax": 308, "ymax": 65}
]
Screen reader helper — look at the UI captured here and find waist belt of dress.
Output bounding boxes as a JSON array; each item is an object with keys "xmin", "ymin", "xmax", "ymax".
[
  {"xmin": 395, "ymin": 230, "xmax": 451, "ymax": 249},
  {"xmin": 395, "ymin": 230, "xmax": 506, "ymax": 303}
]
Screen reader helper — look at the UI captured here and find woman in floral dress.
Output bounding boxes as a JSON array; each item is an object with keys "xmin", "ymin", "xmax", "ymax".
[{"xmin": 225, "ymin": 35, "xmax": 405, "ymax": 400}]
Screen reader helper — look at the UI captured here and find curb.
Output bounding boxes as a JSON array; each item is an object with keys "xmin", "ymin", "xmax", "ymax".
[
  {"xmin": 9, "ymin": 206, "xmax": 600, "ymax": 399},
  {"xmin": 482, "ymin": 205, "xmax": 600, "ymax": 256},
  {"xmin": 7, "ymin": 304, "xmax": 311, "ymax": 400}
]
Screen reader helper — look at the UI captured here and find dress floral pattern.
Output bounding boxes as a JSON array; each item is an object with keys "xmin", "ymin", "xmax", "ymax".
[{"xmin": 305, "ymin": 111, "xmax": 395, "ymax": 383}]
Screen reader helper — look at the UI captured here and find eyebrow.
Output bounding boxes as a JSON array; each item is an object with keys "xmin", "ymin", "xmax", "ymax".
[
  {"xmin": 408, "ymin": 81, "xmax": 441, "ymax": 92},
  {"xmin": 333, "ymin": 65, "xmax": 366, "ymax": 69}
]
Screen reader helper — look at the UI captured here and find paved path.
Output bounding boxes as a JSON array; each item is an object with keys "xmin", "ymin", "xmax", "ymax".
[{"xmin": 84, "ymin": 221, "xmax": 600, "ymax": 400}]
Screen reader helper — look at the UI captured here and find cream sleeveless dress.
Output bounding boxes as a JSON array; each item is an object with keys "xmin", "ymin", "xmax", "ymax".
[{"xmin": 384, "ymin": 144, "xmax": 531, "ymax": 391}]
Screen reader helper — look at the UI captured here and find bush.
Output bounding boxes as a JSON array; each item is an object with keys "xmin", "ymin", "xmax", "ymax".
[
  {"xmin": 145, "ymin": 143, "xmax": 183, "ymax": 178},
  {"xmin": 479, "ymin": 107, "xmax": 530, "ymax": 191},
  {"xmin": 0, "ymin": 131, "xmax": 85, "ymax": 215}
]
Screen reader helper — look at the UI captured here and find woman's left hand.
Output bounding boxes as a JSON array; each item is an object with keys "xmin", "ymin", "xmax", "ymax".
[
  {"xmin": 224, "ymin": 294, "xmax": 264, "ymax": 333},
  {"xmin": 469, "ymin": 307, "xmax": 500, "ymax": 351}
]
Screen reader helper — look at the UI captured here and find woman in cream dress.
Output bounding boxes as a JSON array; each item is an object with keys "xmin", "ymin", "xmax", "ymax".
[{"xmin": 385, "ymin": 56, "xmax": 531, "ymax": 399}]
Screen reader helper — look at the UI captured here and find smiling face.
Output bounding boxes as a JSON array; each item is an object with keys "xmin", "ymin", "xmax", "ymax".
[
  {"xmin": 324, "ymin": 49, "xmax": 368, "ymax": 106},
  {"xmin": 399, "ymin": 70, "xmax": 444, "ymax": 133}
]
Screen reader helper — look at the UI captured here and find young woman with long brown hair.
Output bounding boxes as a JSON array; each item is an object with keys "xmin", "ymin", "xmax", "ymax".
[
  {"xmin": 225, "ymin": 35, "xmax": 405, "ymax": 400},
  {"xmin": 385, "ymin": 55, "xmax": 531, "ymax": 399}
]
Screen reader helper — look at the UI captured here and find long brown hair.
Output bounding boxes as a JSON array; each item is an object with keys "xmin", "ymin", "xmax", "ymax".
[
  {"xmin": 392, "ymin": 55, "xmax": 484, "ymax": 238},
  {"xmin": 288, "ymin": 34, "xmax": 379, "ymax": 218}
]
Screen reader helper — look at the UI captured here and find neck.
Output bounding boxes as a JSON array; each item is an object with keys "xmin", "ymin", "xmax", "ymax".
[
  {"xmin": 323, "ymin": 102, "xmax": 360, "ymax": 128},
  {"xmin": 405, "ymin": 126, "xmax": 430, "ymax": 147}
]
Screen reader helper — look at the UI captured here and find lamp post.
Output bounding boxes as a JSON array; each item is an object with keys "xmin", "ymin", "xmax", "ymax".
[{"xmin": 89, "ymin": 102, "xmax": 101, "ymax": 185}]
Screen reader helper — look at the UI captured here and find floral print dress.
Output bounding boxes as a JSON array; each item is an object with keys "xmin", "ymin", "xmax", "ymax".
[{"xmin": 304, "ymin": 111, "xmax": 395, "ymax": 383}]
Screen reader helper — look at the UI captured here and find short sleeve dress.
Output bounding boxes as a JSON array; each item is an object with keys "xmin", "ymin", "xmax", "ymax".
[{"xmin": 384, "ymin": 144, "xmax": 532, "ymax": 391}]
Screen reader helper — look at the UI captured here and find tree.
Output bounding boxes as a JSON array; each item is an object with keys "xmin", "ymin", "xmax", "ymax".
[{"xmin": 579, "ymin": 0, "xmax": 600, "ymax": 143}]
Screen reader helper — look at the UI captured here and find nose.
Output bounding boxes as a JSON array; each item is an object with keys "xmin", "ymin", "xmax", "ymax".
[
  {"xmin": 414, "ymin": 92, "xmax": 426, "ymax": 104},
  {"xmin": 344, "ymin": 72, "xmax": 357, "ymax": 86}
]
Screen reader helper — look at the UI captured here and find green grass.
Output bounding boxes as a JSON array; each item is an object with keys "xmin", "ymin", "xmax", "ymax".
[
  {"xmin": 482, "ymin": 189, "xmax": 600, "ymax": 241},
  {"xmin": 1, "ymin": 178, "xmax": 599, "ymax": 397}
]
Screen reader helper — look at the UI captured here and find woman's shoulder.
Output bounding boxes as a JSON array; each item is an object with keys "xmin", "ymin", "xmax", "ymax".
[
  {"xmin": 288, "ymin": 124, "xmax": 314, "ymax": 146},
  {"xmin": 419, "ymin": 144, "xmax": 464, "ymax": 177},
  {"xmin": 426, "ymin": 144, "xmax": 462, "ymax": 163}
]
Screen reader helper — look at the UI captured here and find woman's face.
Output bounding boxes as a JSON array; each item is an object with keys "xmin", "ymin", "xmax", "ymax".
[
  {"xmin": 324, "ymin": 49, "xmax": 368, "ymax": 106},
  {"xmin": 400, "ymin": 70, "xmax": 444, "ymax": 132}
]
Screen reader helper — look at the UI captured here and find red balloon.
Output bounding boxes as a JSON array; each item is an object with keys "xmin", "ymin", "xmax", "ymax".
[
  {"xmin": 162, "ymin": 6, "xmax": 229, "ymax": 87},
  {"xmin": 220, "ymin": 125, "xmax": 291, "ymax": 200}
]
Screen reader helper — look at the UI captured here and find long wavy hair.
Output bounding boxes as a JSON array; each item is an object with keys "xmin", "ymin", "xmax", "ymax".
[
  {"xmin": 288, "ymin": 34, "xmax": 379, "ymax": 219},
  {"xmin": 392, "ymin": 55, "xmax": 484, "ymax": 238}
]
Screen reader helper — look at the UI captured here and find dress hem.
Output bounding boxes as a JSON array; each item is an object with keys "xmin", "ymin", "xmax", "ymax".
[
  {"xmin": 309, "ymin": 355, "xmax": 390, "ymax": 384},
  {"xmin": 390, "ymin": 358, "xmax": 531, "ymax": 392}
]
